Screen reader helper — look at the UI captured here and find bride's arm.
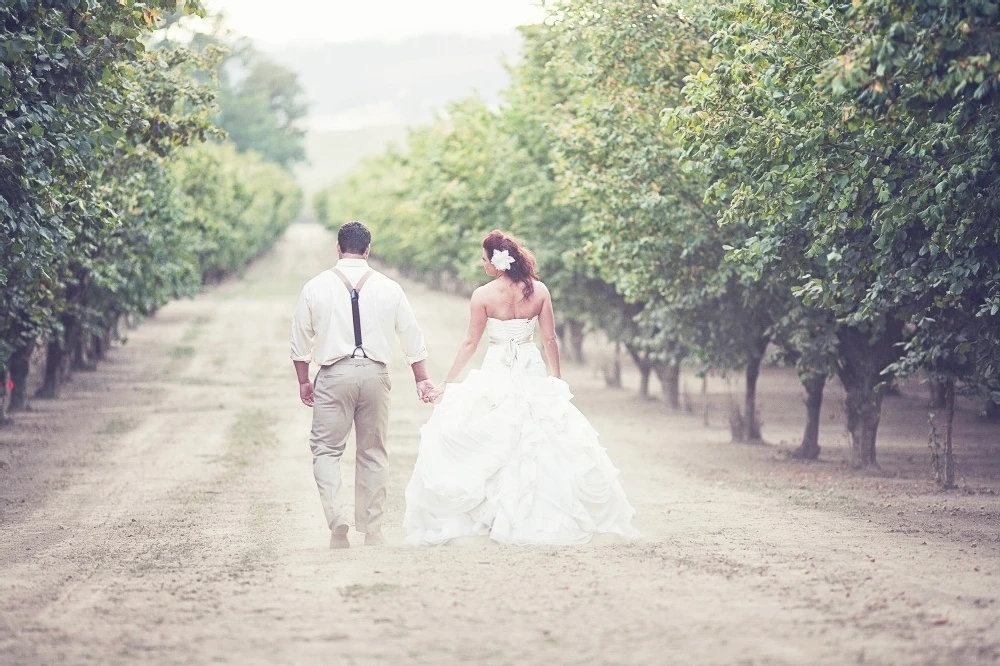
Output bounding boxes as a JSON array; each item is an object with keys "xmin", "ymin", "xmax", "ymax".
[
  {"xmin": 537, "ymin": 284, "xmax": 561, "ymax": 379},
  {"xmin": 428, "ymin": 291, "xmax": 488, "ymax": 400}
]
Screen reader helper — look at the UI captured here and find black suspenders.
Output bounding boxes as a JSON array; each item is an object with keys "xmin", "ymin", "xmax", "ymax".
[{"xmin": 331, "ymin": 268, "xmax": 375, "ymax": 359}]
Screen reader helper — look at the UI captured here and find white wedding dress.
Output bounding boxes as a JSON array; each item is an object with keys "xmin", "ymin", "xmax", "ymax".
[{"xmin": 404, "ymin": 316, "xmax": 639, "ymax": 545}]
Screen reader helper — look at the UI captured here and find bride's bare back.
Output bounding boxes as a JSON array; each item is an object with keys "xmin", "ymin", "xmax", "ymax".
[{"xmin": 480, "ymin": 277, "xmax": 547, "ymax": 320}]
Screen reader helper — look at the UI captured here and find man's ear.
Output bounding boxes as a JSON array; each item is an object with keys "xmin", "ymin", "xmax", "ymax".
[
  {"xmin": 363, "ymin": 245, "xmax": 371, "ymax": 259},
  {"xmin": 336, "ymin": 243, "xmax": 343, "ymax": 258}
]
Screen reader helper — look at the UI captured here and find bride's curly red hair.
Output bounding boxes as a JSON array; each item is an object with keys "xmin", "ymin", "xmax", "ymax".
[{"xmin": 483, "ymin": 230, "xmax": 539, "ymax": 299}]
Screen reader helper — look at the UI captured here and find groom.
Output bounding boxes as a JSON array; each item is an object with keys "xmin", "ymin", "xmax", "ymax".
[{"xmin": 290, "ymin": 221, "xmax": 434, "ymax": 549}]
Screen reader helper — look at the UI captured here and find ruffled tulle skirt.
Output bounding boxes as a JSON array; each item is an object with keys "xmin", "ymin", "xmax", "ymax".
[{"xmin": 403, "ymin": 366, "xmax": 639, "ymax": 545}]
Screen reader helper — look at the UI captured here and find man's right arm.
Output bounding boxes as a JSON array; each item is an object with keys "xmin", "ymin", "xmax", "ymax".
[
  {"xmin": 395, "ymin": 289, "xmax": 428, "ymax": 365},
  {"xmin": 293, "ymin": 360, "xmax": 314, "ymax": 406},
  {"xmin": 394, "ymin": 289, "xmax": 433, "ymax": 399}
]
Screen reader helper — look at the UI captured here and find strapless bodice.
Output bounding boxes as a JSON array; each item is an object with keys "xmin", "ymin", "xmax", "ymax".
[
  {"xmin": 484, "ymin": 317, "xmax": 542, "ymax": 373},
  {"xmin": 487, "ymin": 316, "xmax": 537, "ymax": 346}
]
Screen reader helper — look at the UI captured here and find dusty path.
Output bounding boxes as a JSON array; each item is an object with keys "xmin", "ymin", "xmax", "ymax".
[{"xmin": 1, "ymin": 221, "xmax": 997, "ymax": 666}]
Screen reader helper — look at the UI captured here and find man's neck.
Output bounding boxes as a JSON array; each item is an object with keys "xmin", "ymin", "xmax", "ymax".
[{"xmin": 339, "ymin": 254, "xmax": 368, "ymax": 262}]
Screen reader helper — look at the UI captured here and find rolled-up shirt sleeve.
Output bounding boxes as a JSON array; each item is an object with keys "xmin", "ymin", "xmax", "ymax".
[
  {"xmin": 290, "ymin": 286, "xmax": 314, "ymax": 362},
  {"xmin": 395, "ymin": 290, "xmax": 428, "ymax": 364}
]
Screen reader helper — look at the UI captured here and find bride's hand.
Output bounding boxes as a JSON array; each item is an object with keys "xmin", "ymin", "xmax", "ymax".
[
  {"xmin": 416, "ymin": 379, "xmax": 435, "ymax": 402},
  {"xmin": 426, "ymin": 385, "xmax": 446, "ymax": 403}
]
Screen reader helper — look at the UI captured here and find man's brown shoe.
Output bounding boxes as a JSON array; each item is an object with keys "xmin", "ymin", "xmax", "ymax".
[
  {"xmin": 330, "ymin": 524, "xmax": 350, "ymax": 550},
  {"xmin": 364, "ymin": 531, "xmax": 384, "ymax": 546}
]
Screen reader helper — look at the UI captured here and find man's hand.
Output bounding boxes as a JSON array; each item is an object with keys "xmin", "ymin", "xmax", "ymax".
[
  {"xmin": 424, "ymin": 384, "xmax": 446, "ymax": 403},
  {"xmin": 299, "ymin": 381, "xmax": 315, "ymax": 407},
  {"xmin": 415, "ymin": 379, "xmax": 435, "ymax": 402}
]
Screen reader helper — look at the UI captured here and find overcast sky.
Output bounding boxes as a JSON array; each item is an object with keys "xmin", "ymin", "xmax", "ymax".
[{"xmin": 204, "ymin": 0, "xmax": 546, "ymax": 45}]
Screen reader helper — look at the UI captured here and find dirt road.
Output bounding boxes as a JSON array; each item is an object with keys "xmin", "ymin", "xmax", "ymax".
[{"xmin": 1, "ymin": 221, "xmax": 997, "ymax": 666}]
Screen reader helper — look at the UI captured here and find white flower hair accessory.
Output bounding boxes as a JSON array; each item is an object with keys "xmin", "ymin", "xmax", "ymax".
[{"xmin": 491, "ymin": 249, "xmax": 516, "ymax": 272}]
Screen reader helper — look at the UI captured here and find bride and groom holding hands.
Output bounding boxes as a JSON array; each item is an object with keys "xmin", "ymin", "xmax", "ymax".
[{"xmin": 290, "ymin": 221, "xmax": 637, "ymax": 549}]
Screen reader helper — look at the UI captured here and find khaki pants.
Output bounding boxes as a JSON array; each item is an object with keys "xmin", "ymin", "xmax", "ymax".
[{"xmin": 309, "ymin": 357, "xmax": 391, "ymax": 534}]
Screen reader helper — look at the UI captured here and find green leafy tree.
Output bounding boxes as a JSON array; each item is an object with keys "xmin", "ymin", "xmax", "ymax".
[
  {"xmin": 217, "ymin": 46, "xmax": 307, "ymax": 167},
  {"xmin": 174, "ymin": 140, "xmax": 303, "ymax": 283},
  {"xmin": 677, "ymin": 0, "xmax": 1000, "ymax": 469},
  {"xmin": 546, "ymin": 0, "xmax": 784, "ymax": 429},
  {"xmin": 315, "ymin": 0, "xmax": 1000, "ymax": 474},
  {"xmin": 0, "ymin": 1, "xmax": 302, "ymax": 418},
  {"xmin": 0, "ymin": 0, "xmax": 207, "ymax": 410},
  {"xmin": 674, "ymin": 0, "xmax": 911, "ymax": 466},
  {"xmin": 499, "ymin": 24, "xmax": 625, "ymax": 366},
  {"xmin": 823, "ymin": 0, "xmax": 1000, "ymax": 483}
]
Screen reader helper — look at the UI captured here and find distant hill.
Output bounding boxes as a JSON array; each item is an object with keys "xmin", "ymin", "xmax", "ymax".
[
  {"xmin": 260, "ymin": 33, "xmax": 524, "ymax": 201},
  {"xmin": 261, "ymin": 33, "xmax": 522, "ymax": 130},
  {"xmin": 293, "ymin": 124, "xmax": 409, "ymax": 200}
]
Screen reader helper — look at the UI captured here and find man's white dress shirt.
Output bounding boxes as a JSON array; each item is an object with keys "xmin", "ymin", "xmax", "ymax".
[{"xmin": 290, "ymin": 259, "xmax": 428, "ymax": 367}]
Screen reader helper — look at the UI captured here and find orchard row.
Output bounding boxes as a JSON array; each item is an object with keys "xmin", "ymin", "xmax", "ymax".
[
  {"xmin": 316, "ymin": 1, "xmax": 1000, "ymax": 485},
  {"xmin": 1, "ymin": 2, "xmax": 303, "ymax": 419}
]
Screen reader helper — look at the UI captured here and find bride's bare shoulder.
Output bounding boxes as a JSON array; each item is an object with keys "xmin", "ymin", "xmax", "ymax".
[
  {"xmin": 471, "ymin": 284, "xmax": 495, "ymax": 305},
  {"xmin": 472, "ymin": 282, "xmax": 493, "ymax": 296}
]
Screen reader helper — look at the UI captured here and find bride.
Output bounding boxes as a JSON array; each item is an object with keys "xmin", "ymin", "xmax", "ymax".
[{"xmin": 404, "ymin": 230, "xmax": 639, "ymax": 545}]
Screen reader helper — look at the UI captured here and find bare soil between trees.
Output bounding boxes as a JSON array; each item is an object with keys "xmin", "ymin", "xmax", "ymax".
[{"xmin": 1, "ymin": 221, "xmax": 998, "ymax": 666}]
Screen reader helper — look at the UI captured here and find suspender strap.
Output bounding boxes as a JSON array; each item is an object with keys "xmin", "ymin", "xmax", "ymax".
[{"xmin": 331, "ymin": 268, "xmax": 375, "ymax": 358}]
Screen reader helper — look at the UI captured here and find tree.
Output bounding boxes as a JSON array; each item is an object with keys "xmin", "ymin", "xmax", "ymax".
[
  {"xmin": 501, "ymin": 24, "xmax": 625, "ymax": 368},
  {"xmin": 676, "ymin": 0, "xmax": 1000, "ymax": 469},
  {"xmin": 217, "ymin": 46, "xmax": 308, "ymax": 167},
  {"xmin": 0, "ymin": 1, "xmax": 207, "ymax": 409},
  {"xmin": 0, "ymin": 1, "xmax": 302, "ymax": 418},
  {"xmin": 314, "ymin": 0, "xmax": 1000, "ymax": 474},
  {"xmin": 675, "ymin": 0, "xmax": 909, "ymax": 465},
  {"xmin": 826, "ymin": 0, "xmax": 1000, "ymax": 484},
  {"xmin": 546, "ymin": 0, "xmax": 782, "ymax": 430}
]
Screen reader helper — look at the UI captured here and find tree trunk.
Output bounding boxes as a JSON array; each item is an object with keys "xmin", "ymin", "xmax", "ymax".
[
  {"xmin": 625, "ymin": 345, "xmax": 653, "ymax": 399},
  {"xmin": 72, "ymin": 331, "xmax": 96, "ymax": 371},
  {"xmin": 565, "ymin": 319, "xmax": 585, "ymax": 364},
  {"xmin": 743, "ymin": 336, "xmax": 768, "ymax": 441},
  {"xmin": 928, "ymin": 380, "xmax": 948, "ymax": 409},
  {"xmin": 98, "ymin": 325, "xmax": 115, "ymax": 360},
  {"xmin": 0, "ymin": 366, "xmax": 9, "ymax": 425},
  {"xmin": 602, "ymin": 341, "xmax": 622, "ymax": 388},
  {"xmin": 792, "ymin": 374, "xmax": 826, "ymax": 460},
  {"xmin": 836, "ymin": 322, "xmax": 902, "ymax": 469},
  {"xmin": 655, "ymin": 360, "xmax": 681, "ymax": 410},
  {"xmin": 8, "ymin": 343, "xmax": 32, "ymax": 411},
  {"xmin": 942, "ymin": 379, "xmax": 956, "ymax": 489},
  {"xmin": 638, "ymin": 364, "xmax": 652, "ymax": 398},
  {"xmin": 983, "ymin": 399, "xmax": 1000, "ymax": 420},
  {"xmin": 844, "ymin": 378, "xmax": 881, "ymax": 467},
  {"xmin": 36, "ymin": 340, "xmax": 64, "ymax": 399},
  {"xmin": 702, "ymin": 374, "xmax": 710, "ymax": 426},
  {"xmin": 89, "ymin": 332, "xmax": 104, "ymax": 361}
]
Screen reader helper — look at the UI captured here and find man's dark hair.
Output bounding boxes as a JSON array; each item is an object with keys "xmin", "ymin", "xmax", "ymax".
[{"xmin": 338, "ymin": 220, "xmax": 372, "ymax": 255}]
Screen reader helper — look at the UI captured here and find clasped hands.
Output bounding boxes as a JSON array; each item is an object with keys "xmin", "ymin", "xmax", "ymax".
[
  {"xmin": 297, "ymin": 377, "xmax": 443, "ymax": 407},
  {"xmin": 415, "ymin": 379, "xmax": 445, "ymax": 404}
]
